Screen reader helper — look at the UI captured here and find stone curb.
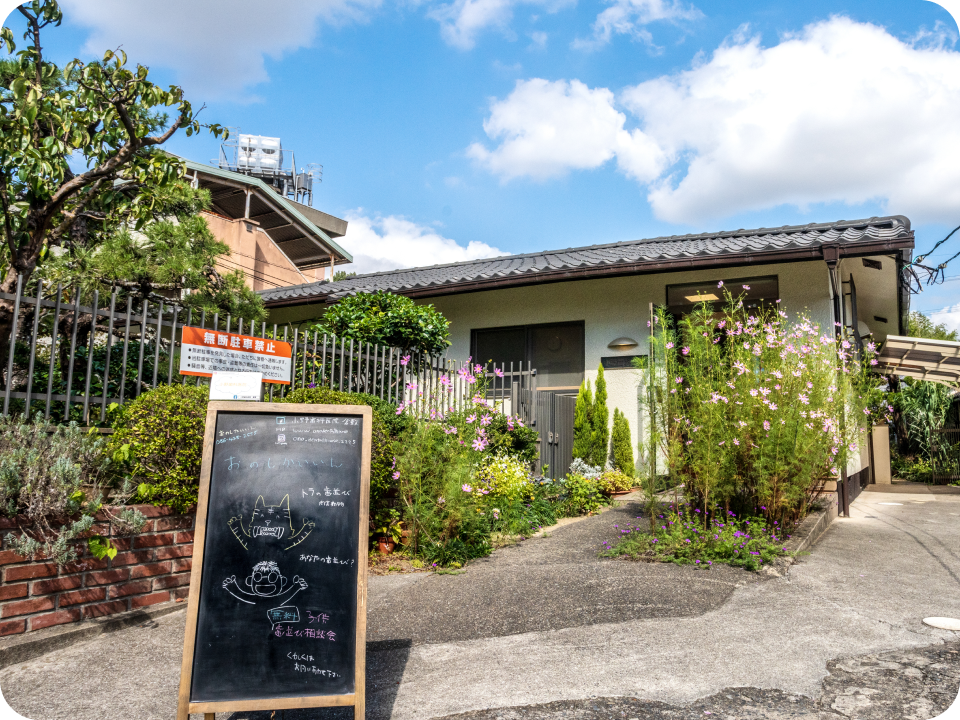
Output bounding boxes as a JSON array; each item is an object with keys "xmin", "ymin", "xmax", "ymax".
[
  {"xmin": 0, "ymin": 600, "xmax": 186, "ymax": 669},
  {"xmin": 784, "ymin": 491, "xmax": 839, "ymax": 555}
]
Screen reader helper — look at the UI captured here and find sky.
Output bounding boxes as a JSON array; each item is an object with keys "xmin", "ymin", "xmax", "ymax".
[{"xmin": 4, "ymin": 0, "xmax": 960, "ymax": 326}]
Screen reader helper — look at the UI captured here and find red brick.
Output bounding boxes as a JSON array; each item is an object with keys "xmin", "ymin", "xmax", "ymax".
[
  {"xmin": 29, "ymin": 608, "xmax": 80, "ymax": 631},
  {"xmin": 155, "ymin": 544, "xmax": 192, "ymax": 560},
  {"xmin": 4, "ymin": 563, "xmax": 56, "ymax": 582},
  {"xmin": 2, "ymin": 596, "xmax": 54, "ymax": 618},
  {"xmin": 59, "ymin": 587, "xmax": 106, "ymax": 607},
  {"xmin": 129, "ymin": 562, "xmax": 172, "ymax": 579},
  {"xmin": 155, "ymin": 517, "xmax": 193, "ymax": 532},
  {"xmin": 0, "ymin": 518, "xmax": 19, "ymax": 530},
  {"xmin": 172, "ymin": 558, "xmax": 192, "ymax": 573},
  {"xmin": 111, "ymin": 580, "xmax": 153, "ymax": 598},
  {"xmin": 82, "ymin": 600, "xmax": 128, "ymax": 618},
  {"xmin": 31, "ymin": 576, "xmax": 82, "ymax": 595},
  {"xmin": 172, "ymin": 587, "xmax": 190, "ymax": 600},
  {"xmin": 0, "ymin": 619, "xmax": 25, "ymax": 636},
  {"xmin": 111, "ymin": 550, "xmax": 153, "ymax": 567},
  {"xmin": 130, "ymin": 591, "xmax": 171, "ymax": 609},
  {"xmin": 134, "ymin": 533, "xmax": 176, "ymax": 549},
  {"xmin": 0, "ymin": 550, "xmax": 27, "ymax": 565},
  {"xmin": 85, "ymin": 568, "xmax": 130, "ymax": 586},
  {"xmin": 152, "ymin": 574, "xmax": 191, "ymax": 590},
  {"xmin": 60, "ymin": 557, "xmax": 109, "ymax": 574},
  {"xmin": 175, "ymin": 530, "xmax": 195, "ymax": 544},
  {"xmin": 0, "ymin": 582, "xmax": 28, "ymax": 601},
  {"xmin": 133, "ymin": 505, "xmax": 175, "ymax": 518},
  {"xmin": 105, "ymin": 537, "xmax": 133, "ymax": 551}
]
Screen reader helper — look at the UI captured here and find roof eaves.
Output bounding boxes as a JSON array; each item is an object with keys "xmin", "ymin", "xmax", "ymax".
[{"xmin": 179, "ymin": 157, "xmax": 353, "ymax": 264}]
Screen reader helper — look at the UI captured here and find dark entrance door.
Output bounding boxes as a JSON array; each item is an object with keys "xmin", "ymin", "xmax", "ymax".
[{"xmin": 537, "ymin": 391, "xmax": 576, "ymax": 479}]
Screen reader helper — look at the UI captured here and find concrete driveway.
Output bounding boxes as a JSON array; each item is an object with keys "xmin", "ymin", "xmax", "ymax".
[{"xmin": 3, "ymin": 486, "xmax": 960, "ymax": 720}]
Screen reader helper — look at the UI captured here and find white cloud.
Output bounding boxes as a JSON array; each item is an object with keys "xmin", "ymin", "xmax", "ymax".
[
  {"xmin": 470, "ymin": 17, "xmax": 960, "ymax": 225},
  {"xmin": 467, "ymin": 78, "xmax": 666, "ymax": 181},
  {"xmin": 428, "ymin": 0, "xmax": 571, "ymax": 50},
  {"xmin": 573, "ymin": 0, "xmax": 701, "ymax": 50},
  {"xmin": 59, "ymin": 0, "xmax": 379, "ymax": 98},
  {"xmin": 929, "ymin": 304, "xmax": 960, "ymax": 333},
  {"xmin": 341, "ymin": 212, "xmax": 505, "ymax": 274}
]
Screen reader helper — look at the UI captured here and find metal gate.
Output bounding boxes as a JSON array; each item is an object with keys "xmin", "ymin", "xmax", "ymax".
[
  {"xmin": 931, "ymin": 429, "xmax": 960, "ymax": 485},
  {"xmin": 537, "ymin": 392, "xmax": 575, "ymax": 479}
]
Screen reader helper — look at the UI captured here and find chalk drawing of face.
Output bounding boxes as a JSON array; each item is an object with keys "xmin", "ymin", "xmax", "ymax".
[{"xmin": 246, "ymin": 561, "xmax": 288, "ymax": 597}]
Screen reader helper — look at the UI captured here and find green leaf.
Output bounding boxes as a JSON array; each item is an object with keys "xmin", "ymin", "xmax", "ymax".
[{"xmin": 88, "ymin": 536, "xmax": 118, "ymax": 561}]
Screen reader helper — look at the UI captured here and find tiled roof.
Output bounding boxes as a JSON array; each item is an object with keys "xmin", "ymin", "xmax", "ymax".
[{"xmin": 260, "ymin": 215, "xmax": 914, "ymax": 307}]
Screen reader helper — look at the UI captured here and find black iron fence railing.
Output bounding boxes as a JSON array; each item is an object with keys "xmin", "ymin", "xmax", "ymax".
[{"xmin": 0, "ymin": 276, "xmax": 539, "ymax": 429}]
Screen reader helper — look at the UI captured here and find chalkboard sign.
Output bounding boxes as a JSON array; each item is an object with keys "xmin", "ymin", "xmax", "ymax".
[{"xmin": 177, "ymin": 402, "xmax": 372, "ymax": 720}]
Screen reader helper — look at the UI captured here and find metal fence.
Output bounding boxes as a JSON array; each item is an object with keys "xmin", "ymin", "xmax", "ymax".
[
  {"xmin": 931, "ymin": 428, "xmax": 960, "ymax": 485},
  {"xmin": 0, "ymin": 277, "xmax": 539, "ymax": 429}
]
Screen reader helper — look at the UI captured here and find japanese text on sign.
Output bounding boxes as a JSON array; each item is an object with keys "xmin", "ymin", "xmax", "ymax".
[{"xmin": 179, "ymin": 326, "xmax": 292, "ymax": 384}]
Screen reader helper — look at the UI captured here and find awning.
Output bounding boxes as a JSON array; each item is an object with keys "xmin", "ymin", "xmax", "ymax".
[{"xmin": 876, "ymin": 335, "xmax": 960, "ymax": 385}]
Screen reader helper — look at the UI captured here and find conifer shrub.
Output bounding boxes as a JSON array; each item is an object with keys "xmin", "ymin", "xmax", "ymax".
[
  {"xmin": 611, "ymin": 408, "xmax": 635, "ymax": 476},
  {"xmin": 590, "ymin": 365, "xmax": 609, "ymax": 468},
  {"xmin": 572, "ymin": 380, "xmax": 593, "ymax": 463}
]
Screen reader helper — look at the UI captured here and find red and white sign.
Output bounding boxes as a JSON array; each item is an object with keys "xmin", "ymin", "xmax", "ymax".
[{"xmin": 179, "ymin": 326, "xmax": 292, "ymax": 384}]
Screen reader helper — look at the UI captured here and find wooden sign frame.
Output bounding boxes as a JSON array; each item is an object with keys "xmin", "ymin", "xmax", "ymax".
[{"xmin": 176, "ymin": 402, "xmax": 372, "ymax": 720}]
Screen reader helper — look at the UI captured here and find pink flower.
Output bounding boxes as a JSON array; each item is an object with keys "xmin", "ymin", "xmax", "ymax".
[
  {"xmin": 472, "ymin": 437, "xmax": 487, "ymax": 451},
  {"xmin": 742, "ymin": 284, "xmax": 750, "ymax": 290},
  {"xmin": 400, "ymin": 355, "xmax": 411, "ymax": 366},
  {"xmin": 494, "ymin": 368, "xmax": 504, "ymax": 378},
  {"xmin": 466, "ymin": 413, "xmax": 476, "ymax": 424},
  {"xmin": 666, "ymin": 342, "xmax": 674, "ymax": 349},
  {"xmin": 718, "ymin": 280, "xmax": 724, "ymax": 288},
  {"xmin": 480, "ymin": 414, "xmax": 492, "ymax": 426},
  {"xmin": 763, "ymin": 420, "xmax": 770, "ymax": 430},
  {"xmin": 462, "ymin": 484, "xmax": 473, "ymax": 492},
  {"xmin": 682, "ymin": 346, "xmax": 690, "ymax": 355},
  {"xmin": 392, "ymin": 471, "xmax": 400, "ymax": 480},
  {"xmin": 675, "ymin": 376, "xmax": 683, "ymax": 384}
]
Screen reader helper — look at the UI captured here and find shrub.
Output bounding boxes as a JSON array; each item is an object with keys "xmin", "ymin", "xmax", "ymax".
[
  {"xmin": 0, "ymin": 416, "xmax": 145, "ymax": 566},
  {"xmin": 394, "ymin": 422, "xmax": 490, "ymax": 565},
  {"xmin": 312, "ymin": 291, "xmax": 451, "ymax": 356},
  {"xmin": 611, "ymin": 408, "xmax": 635, "ymax": 476},
  {"xmin": 573, "ymin": 380, "xmax": 593, "ymax": 461},
  {"xmin": 558, "ymin": 472, "xmax": 608, "ymax": 516},
  {"xmin": 281, "ymin": 387, "xmax": 401, "ymax": 502},
  {"xmin": 590, "ymin": 365, "xmax": 609, "ymax": 468},
  {"xmin": 597, "ymin": 468, "xmax": 634, "ymax": 494},
  {"xmin": 644, "ymin": 290, "xmax": 876, "ymax": 525},
  {"xmin": 472, "ymin": 455, "xmax": 531, "ymax": 503},
  {"xmin": 109, "ymin": 384, "xmax": 209, "ymax": 513}
]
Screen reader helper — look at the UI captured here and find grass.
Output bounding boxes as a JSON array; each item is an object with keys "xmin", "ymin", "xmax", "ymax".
[{"xmin": 601, "ymin": 502, "xmax": 795, "ymax": 572}]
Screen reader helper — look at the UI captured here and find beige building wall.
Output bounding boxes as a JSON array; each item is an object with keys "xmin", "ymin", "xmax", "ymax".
[{"xmin": 203, "ymin": 212, "xmax": 329, "ymax": 291}]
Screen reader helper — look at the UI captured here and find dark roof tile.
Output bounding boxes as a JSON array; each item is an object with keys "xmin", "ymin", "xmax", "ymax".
[{"xmin": 261, "ymin": 215, "xmax": 913, "ymax": 306}]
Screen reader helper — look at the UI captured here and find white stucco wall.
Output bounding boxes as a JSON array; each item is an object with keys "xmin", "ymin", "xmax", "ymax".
[{"xmin": 424, "ymin": 260, "xmax": 837, "ymax": 456}]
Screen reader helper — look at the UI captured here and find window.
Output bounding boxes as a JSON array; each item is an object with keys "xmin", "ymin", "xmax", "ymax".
[
  {"xmin": 665, "ymin": 276, "xmax": 779, "ymax": 317},
  {"xmin": 471, "ymin": 322, "xmax": 585, "ymax": 389}
]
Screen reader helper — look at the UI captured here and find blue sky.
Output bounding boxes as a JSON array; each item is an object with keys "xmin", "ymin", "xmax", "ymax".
[{"xmin": 4, "ymin": 0, "xmax": 960, "ymax": 322}]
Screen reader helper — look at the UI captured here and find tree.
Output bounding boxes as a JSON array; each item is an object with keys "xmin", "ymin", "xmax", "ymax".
[
  {"xmin": 611, "ymin": 408, "xmax": 635, "ymax": 476},
  {"xmin": 590, "ymin": 364, "xmax": 609, "ymax": 467},
  {"xmin": 0, "ymin": 0, "xmax": 225, "ymax": 349},
  {"xmin": 908, "ymin": 311, "xmax": 958, "ymax": 342},
  {"xmin": 572, "ymin": 379, "xmax": 593, "ymax": 461},
  {"xmin": 313, "ymin": 291, "xmax": 450, "ymax": 355},
  {"xmin": 39, "ymin": 182, "xmax": 265, "ymax": 323}
]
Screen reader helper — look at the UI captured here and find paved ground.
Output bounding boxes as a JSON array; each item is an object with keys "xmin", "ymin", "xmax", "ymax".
[{"xmin": 3, "ymin": 486, "xmax": 960, "ymax": 720}]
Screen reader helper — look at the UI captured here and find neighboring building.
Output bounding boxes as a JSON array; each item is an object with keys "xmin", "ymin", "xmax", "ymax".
[
  {"xmin": 180, "ymin": 158, "xmax": 352, "ymax": 292},
  {"xmin": 258, "ymin": 216, "xmax": 914, "ymax": 481}
]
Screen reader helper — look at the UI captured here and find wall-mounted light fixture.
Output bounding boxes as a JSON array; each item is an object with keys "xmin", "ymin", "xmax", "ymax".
[{"xmin": 608, "ymin": 337, "xmax": 639, "ymax": 350}]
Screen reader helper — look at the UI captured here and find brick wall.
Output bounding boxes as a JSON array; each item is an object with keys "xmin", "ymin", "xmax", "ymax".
[{"xmin": 0, "ymin": 505, "xmax": 194, "ymax": 637}]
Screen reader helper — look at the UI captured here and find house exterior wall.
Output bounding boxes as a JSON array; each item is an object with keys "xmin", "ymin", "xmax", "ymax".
[
  {"xmin": 202, "ymin": 212, "xmax": 319, "ymax": 292},
  {"xmin": 424, "ymin": 260, "xmax": 837, "ymax": 464}
]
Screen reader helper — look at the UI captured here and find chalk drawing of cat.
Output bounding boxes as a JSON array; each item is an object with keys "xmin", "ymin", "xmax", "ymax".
[{"xmin": 229, "ymin": 495, "xmax": 314, "ymax": 551}]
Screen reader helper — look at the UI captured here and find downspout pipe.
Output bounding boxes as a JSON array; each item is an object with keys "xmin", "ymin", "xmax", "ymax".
[{"xmin": 823, "ymin": 243, "xmax": 849, "ymax": 517}]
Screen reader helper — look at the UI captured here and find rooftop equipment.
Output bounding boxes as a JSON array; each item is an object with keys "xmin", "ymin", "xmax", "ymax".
[{"xmin": 217, "ymin": 130, "xmax": 322, "ymax": 206}]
